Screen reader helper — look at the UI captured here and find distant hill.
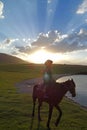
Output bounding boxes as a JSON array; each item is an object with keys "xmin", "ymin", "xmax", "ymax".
[{"xmin": 0, "ymin": 53, "xmax": 28, "ymax": 64}]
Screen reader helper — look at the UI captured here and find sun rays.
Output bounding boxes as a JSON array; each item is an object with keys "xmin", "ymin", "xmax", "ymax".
[
  {"xmin": 0, "ymin": 0, "xmax": 87, "ymax": 65},
  {"xmin": 26, "ymin": 49, "xmax": 65, "ymax": 63}
]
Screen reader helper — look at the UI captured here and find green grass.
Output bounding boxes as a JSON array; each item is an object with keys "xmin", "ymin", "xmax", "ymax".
[{"xmin": 0, "ymin": 64, "xmax": 87, "ymax": 130}]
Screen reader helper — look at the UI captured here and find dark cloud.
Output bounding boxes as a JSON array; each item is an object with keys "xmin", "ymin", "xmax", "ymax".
[
  {"xmin": 0, "ymin": 38, "xmax": 17, "ymax": 48},
  {"xmin": 15, "ymin": 45, "xmax": 40, "ymax": 54},
  {"xmin": 8, "ymin": 29, "xmax": 87, "ymax": 55},
  {"xmin": 30, "ymin": 29, "xmax": 87, "ymax": 53},
  {"xmin": 15, "ymin": 46, "xmax": 31, "ymax": 53},
  {"xmin": 31, "ymin": 31, "xmax": 59, "ymax": 47},
  {"xmin": 48, "ymin": 30, "xmax": 87, "ymax": 53},
  {"xmin": 4, "ymin": 39, "xmax": 12, "ymax": 44}
]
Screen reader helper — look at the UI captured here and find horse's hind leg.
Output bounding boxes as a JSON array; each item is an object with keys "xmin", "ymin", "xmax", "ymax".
[
  {"xmin": 55, "ymin": 105, "xmax": 62, "ymax": 127},
  {"xmin": 32, "ymin": 97, "xmax": 36, "ymax": 117},
  {"xmin": 47, "ymin": 104, "xmax": 53, "ymax": 129},
  {"xmin": 38, "ymin": 100, "xmax": 42, "ymax": 121}
]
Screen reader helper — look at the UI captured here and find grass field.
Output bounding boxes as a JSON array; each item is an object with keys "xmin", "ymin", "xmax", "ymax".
[{"xmin": 0, "ymin": 63, "xmax": 87, "ymax": 130}]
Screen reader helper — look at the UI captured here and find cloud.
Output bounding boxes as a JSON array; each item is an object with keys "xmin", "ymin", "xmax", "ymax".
[
  {"xmin": 0, "ymin": 38, "xmax": 18, "ymax": 54},
  {"xmin": 3, "ymin": 38, "xmax": 18, "ymax": 45},
  {"xmin": 15, "ymin": 44, "xmax": 43, "ymax": 54},
  {"xmin": 0, "ymin": 38, "xmax": 19, "ymax": 50},
  {"xmin": 13, "ymin": 31, "xmax": 59, "ymax": 54},
  {"xmin": 1, "ymin": 29, "xmax": 87, "ymax": 56},
  {"xmin": 54, "ymin": 30, "xmax": 87, "ymax": 52},
  {"xmin": 15, "ymin": 46, "xmax": 31, "ymax": 53},
  {"xmin": 76, "ymin": 0, "xmax": 87, "ymax": 14},
  {"xmin": 30, "ymin": 29, "xmax": 87, "ymax": 53},
  {"xmin": 31, "ymin": 31, "xmax": 59, "ymax": 47},
  {"xmin": 0, "ymin": 1, "xmax": 4, "ymax": 19},
  {"xmin": 12, "ymin": 29, "xmax": 87, "ymax": 55}
]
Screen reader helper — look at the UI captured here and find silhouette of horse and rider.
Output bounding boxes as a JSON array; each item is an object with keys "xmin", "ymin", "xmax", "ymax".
[{"xmin": 32, "ymin": 60, "xmax": 76, "ymax": 129}]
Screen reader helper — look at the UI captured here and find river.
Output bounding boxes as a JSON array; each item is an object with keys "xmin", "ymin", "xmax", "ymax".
[{"xmin": 57, "ymin": 75, "xmax": 87, "ymax": 108}]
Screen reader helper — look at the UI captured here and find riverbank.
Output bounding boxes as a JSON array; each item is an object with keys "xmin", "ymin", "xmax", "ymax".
[
  {"xmin": 15, "ymin": 74, "xmax": 67, "ymax": 93},
  {"xmin": 65, "ymin": 96, "xmax": 87, "ymax": 110}
]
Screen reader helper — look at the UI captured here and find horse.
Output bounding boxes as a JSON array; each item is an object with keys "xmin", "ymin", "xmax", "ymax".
[{"xmin": 32, "ymin": 79, "xmax": 76, "ymax": 129}]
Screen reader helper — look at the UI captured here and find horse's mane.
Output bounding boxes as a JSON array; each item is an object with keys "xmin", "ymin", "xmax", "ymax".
[
  {"xmin": 59, "ymin": 79, "xmax": 73, "ymax": 86},
  {"xmin": 56, "ymin": 79, "xmax": 70, "ymax": 87}
]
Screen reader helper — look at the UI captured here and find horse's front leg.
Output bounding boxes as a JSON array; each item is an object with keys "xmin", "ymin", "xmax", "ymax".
[
  {"xmin": 32, "ymin": 97, "xmax": 36, "ymax": 117},
  {"xmin": 55, "ymin": 105, "xmax": 62, "ymax": 127},
  {"xmin": 38, "ymin": 100, "xmax": 42, "ymax": 121},
  {"xmin": 47, "ymin": 104, "xmax": 53, "ymax": 129}
]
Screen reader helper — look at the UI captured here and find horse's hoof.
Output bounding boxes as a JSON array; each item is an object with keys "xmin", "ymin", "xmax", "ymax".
[
  {"xmin": 32, "ymin": 113, "xmax": 34, "ymax": 117},
  {"xmin": 47, "ymin": 124, "xmax": 51, "ymax": 130},
  {"xmin": 47, "ymin": 127, "xmax": 51, "ymax": 130},
  {"xmin": 55, "ymin": 122, "xmax": 57, "ymax": 127},
  {"xmin": 38, "ymin": 118, "xmax": 42, "ymax": 122},
  {"xmin": 55, "ymin": 122, "xmax": 59, "ymax": 127}
]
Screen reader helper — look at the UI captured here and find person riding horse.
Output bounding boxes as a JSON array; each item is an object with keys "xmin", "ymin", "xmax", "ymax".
[
  {"xmin": 32, "ymin": 61, "xmax": 76, "ymax": 129},
  {"xmin": 43, "ymin": 59, "xmax": 55, "ymax": 95}
]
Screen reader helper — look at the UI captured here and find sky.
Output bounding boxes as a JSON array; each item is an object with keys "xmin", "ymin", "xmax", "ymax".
[{"xmin": 0, "ymin": 0, "xmax": 87, "ymax": 65}]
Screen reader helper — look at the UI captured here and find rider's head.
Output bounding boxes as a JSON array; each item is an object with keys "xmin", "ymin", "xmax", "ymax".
[{"xmin": 44, "ymin": 59, "xmax": 53, "ymax": 67}]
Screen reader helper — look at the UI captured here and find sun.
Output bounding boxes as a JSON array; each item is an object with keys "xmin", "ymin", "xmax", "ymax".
[{"xmin": 27, "ymin": 49, "xmax": 64, "ymax": 63}]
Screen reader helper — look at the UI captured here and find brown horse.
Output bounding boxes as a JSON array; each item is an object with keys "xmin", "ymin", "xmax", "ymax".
[{"xmin": 32, "ymin": 79, "xmax": 76, "ymax": 129}]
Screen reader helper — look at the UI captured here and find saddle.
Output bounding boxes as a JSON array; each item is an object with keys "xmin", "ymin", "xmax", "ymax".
[{"xmin": 36, "ymin": 82, "xmax": 56, "ymax": 98}]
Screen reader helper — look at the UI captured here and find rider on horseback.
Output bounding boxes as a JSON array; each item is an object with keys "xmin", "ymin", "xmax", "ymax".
[{"xmin": 43, "ymin": 59, "xmax": 55, "ymax": 95}]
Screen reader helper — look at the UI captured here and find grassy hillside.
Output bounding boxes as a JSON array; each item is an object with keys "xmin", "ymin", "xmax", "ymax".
[
  {"xmin": 53, "ymin": 64, "xmax": 87, "ymax": 74},
  {"xmin": 0, "ymin": 53, "xmax": 28, "ymax": 64},
  {"xmin": 0, "ymin": 63, "xmax": 87, "ymax": 130}
]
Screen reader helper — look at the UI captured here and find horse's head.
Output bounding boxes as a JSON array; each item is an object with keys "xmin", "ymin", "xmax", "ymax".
[{"xmin": 68, "ymin": 79, "xmax": 76, "ymax": 97}]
